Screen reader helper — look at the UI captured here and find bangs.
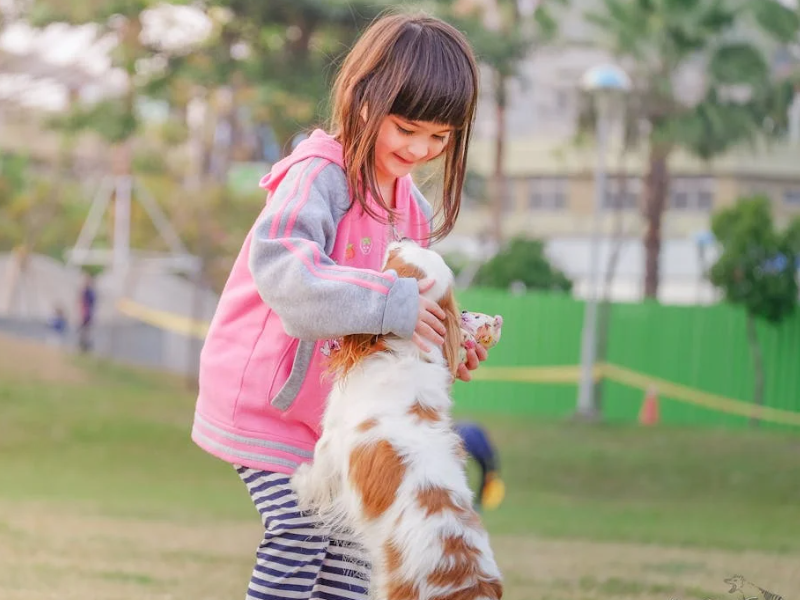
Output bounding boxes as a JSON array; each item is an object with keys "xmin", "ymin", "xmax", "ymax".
[{"xmin": 387, "ymin": 25, "xmax": 477, "ymax": 128}]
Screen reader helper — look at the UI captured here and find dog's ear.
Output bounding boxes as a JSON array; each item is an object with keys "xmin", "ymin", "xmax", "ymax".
[
  {"xmin": 384, "ymin": 247, "xmax": 427, "ymax": 280},
  {"xmin": 438, "ymin": 288, "xmax": 463, "ymax": 379},
  {"xmin": 325, "ymin": 334, "xmax": 386, "ymax": 378}
]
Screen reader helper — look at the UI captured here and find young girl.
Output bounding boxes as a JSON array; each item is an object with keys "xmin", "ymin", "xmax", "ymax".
[{"xmin": 192, "ymin": 11, "xmax": 484, "ymax": 600}]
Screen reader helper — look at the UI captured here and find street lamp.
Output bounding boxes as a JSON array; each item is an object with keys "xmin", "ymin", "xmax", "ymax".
[{"xmin": 576, "ymin": 63, "xmax": 632, "ymax": 420}]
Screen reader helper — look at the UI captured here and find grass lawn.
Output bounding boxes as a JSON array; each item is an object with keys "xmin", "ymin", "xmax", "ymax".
[{"xmin": 1, "ymin": 334, "xmax": 798, "ymax": 600}]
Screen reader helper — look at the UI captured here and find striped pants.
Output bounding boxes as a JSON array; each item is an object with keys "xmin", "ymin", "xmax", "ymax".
[{"xmin": 237, "ymin": 466, "xmax": 371, "ymax": 600}]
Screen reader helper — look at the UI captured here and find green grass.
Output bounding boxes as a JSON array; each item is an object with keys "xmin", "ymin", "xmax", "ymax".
[
  {"xmin": 2, "ymin": 349, "xmax": 799, "ymax": 554},
  {"xmin": 463, "ymin": 413, "xmax": 800, "ymax": 552},
  {"xmin": 2, "ymin": 340, "xmax": 800, "ymax": 600},
  {"xmin": 0, "ymin": 359, "xmax": 251, "ymax": 522}
]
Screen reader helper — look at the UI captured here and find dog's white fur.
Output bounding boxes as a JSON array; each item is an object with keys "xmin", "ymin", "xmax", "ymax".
[{"xmin": 292, "ymin": 240, "xmax": 502, "ymax": 600}]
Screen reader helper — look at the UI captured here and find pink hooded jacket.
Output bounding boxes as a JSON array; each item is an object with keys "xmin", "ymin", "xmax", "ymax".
[{"xmin": 191, "ymin": 130, "xmax": 433, "ymax": 474}]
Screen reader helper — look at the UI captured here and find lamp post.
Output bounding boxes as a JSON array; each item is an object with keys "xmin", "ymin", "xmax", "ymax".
[{"xmin": 576, "ymin": 64, "xmax": 631, "ymax": 420}]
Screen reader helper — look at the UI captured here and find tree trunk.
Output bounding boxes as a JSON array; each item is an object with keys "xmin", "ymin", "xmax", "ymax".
[
  {"xmin": 745, "ymin": 312, "xmax": 765, "ymax": 428},
  {"xmin": 490, "ymin": 71, "xmax": 507, "ymax": 246},
  {"xmin": 642, "ymin": 143, "xmax": 670, "ymax": 299}
]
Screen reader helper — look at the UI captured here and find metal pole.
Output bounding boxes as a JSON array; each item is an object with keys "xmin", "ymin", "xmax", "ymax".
[
  {"xmin": 790, "ymin": 88, "xmax": 800, "ymax": 147},
  {"xmin": 113, "ymin": 175, "xmax": 132, "ymax": 275},
  {"xmin": 576, "ymin": 93, "xmax": 611, "ymax": 418}
]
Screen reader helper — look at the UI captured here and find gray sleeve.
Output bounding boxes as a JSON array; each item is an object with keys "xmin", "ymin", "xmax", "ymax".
[{"xmin": 248, "ymin": 158, "xmax": 419, "ymax": 341}]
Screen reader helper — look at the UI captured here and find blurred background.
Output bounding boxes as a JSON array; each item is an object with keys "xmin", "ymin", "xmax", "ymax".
[{"xmin": 1, "ymin": 1, "xmax": 799, "ymax": 599}]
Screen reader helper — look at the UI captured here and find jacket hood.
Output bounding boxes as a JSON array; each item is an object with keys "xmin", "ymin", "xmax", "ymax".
[{"xmin": 259, "ymin": 129, "xmax": 343, "ymax": 193}]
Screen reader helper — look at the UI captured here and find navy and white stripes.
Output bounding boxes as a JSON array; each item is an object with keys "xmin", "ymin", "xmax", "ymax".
[{"xmin": 236, "ymin": 466, "xmax": 371, "ymax": 600}]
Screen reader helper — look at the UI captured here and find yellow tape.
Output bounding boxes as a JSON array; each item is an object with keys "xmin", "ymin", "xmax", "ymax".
[
  {"xmin": 474, "ymin": 363, "xmax": 800, "ymax": 427},
  {"xmin": 115, "ymin": 298, "xmax": 800, "ymax": 427},
  {"xmin": 471, "ymin": 365, "xmax": 597, "ymax": 384},
  {"xmin": 600, "ymin": 363, "xmax": 800, "ymax": 427},
  {"xmin": 116, "ymin": 298, "xmax": 209, "ymax": 339}
]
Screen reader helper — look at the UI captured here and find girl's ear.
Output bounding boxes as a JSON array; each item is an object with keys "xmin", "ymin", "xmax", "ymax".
[{"xmin": 360, "ymin": 103, "xmax": 368, "ymax": 122}]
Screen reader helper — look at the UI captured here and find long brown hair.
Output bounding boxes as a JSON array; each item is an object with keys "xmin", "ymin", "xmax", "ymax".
[{"xmin": 330, "ymin": 11, "xmax": 479, "ymax": 242}]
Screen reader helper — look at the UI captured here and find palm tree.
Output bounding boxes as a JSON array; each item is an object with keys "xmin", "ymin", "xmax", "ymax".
[{"xmin": 587, "ymin": 0, "xmax": 800, "ymax": 299}]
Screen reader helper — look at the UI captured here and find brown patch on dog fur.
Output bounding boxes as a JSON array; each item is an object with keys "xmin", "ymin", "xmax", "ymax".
[
  {"xmin": 417, "ymin": 487, "xmax": 461, "ymax": 517},
  {"xmin": 384, "ymin": 248, "xmax": 428, "ymax": 280},
  {"xmin": 479, "ymin": 579, "xmax": 504, "ymax": 599},
  {"xmin": 408, "ymin": 401, "xmax": 441, "ymax": 422},
  {"xmin": 425, "ymin": 532, "xmax": 503, "ymax": 600},
  {"xmin": 428, "ymin": 578, "xmax": 504, "ymax": 600},
  {"xmin": 349, "ymin": 440, "xmax": 405, "ymax": 520},
  {"xmin": 386, "ymin": 578, "xmax": 419, "ymax": 600},
  {"xmin": 384, "ymin": 539, "xmax": 403, "ymax": 574},
  {"xmin": 326, "ymin": 333, "xmax": 387, "ymax": 377},
  {"xmin": 442, "ymin": 534, "xmax": 481, "ymax": 564},
  {"xmin": 427, "ymin": 536, "xmax": 480, "ymax": 590},
  {"xmin": 356, "ymin": 418, "xmax": 379, "ymax": 432}
]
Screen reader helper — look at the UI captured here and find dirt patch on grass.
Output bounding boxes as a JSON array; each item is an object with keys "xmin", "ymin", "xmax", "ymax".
[
  {"xmin": 1, "ymin": 501, "xmax": 797, "ymax": 600},
  {"xmin": 0, "ymin": 334, "xmax": 86, "ymax": 385}
]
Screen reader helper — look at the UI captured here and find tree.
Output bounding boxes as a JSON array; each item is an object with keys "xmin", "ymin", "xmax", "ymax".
[
  {"xmin": 473, "ymin": 237, "xmax": 573, "ymax": 292},
  {"xmin": 0, "ymin": 153, "xmax": 88, "ymax": 312},
  {"xmin": 587, "ymin": 0, "xmax": 800, "ymax": 299},
  {"xmin": 28, "ymin": 1, "xmax": 177, "ymax": 153},
  {"xmin": 444, "ymin": 0, "xmax": 563, "ymax": 244},
  {"xmin": 179, "ymin": 1, "xmax": 394, "ymax": 157},
  {"xmin": 709, "ymin": 196, "xmax": 799, "ymax": 426}
]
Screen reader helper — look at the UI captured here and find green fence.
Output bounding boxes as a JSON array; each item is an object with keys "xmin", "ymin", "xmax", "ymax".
[{"xmin": 453, "ymin": 289, "xmax": 800, "ymax": 429}]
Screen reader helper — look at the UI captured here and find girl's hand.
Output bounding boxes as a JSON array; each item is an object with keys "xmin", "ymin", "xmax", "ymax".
[
  {"xmin": 412, "ymin": 278, "xmax": 447, "ymax": 352},
  {"xmin": 456, "ymin": 343, "xmax": 488, "ymax": 382}
]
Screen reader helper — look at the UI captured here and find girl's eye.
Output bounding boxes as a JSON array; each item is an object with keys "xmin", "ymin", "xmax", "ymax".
[
  {"xmin": 396, "ymin": 124, "xmax": 413, "ymax": 135},
  {"xmin": 433, "ymin": 134, "xmax": 447, "ymax": 142}
]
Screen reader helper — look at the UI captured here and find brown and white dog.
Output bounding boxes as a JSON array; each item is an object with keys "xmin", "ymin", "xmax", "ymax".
[{"xmin": 292, "ymin": 239, "xmax": 503, "ymax": 600}]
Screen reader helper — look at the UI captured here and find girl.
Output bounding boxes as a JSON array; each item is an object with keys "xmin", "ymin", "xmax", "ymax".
[{"xmin": 192, "ymin": 11, "xmax": 483, "ymax": 600}]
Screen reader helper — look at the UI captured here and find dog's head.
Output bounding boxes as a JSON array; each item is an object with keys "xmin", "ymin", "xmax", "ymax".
[{"xmin": 327, "ymin": 239, "xmax": 462, "ymax": 378}]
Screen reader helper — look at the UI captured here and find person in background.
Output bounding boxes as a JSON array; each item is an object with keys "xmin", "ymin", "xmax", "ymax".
[
  {"xmin": 77, "ymin": 272, "xmax": 96, "ymax": 353},
  {"xmin": 47, "ymin": 305, "xmax": 68, "ymax": 347},
  {"xmin": 455, "ymin": 421, "xmax": 506, "ymax": 511}
]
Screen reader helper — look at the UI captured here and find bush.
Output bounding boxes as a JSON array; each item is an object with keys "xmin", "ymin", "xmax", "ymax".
[{"xmin": 473, "ymin": 237, "xmax": 572, "ymax": 293}]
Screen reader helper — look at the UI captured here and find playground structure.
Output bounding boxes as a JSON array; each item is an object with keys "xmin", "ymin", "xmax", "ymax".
[{"xmin": 0, "ymin": 21, "xmax": 217, "ymax": 376}]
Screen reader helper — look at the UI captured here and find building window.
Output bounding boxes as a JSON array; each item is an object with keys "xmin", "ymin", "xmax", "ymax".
[
  {"xmin": 529, "ymin": 177, "xmax": 567, "ymax": 210},
  {"xmin": 670, "ymin": 177, "xmax": 715, "ymax": 211},
  {"xmin": 784, "ymin": 189, "xmax": 800, "ymax": 206},
  {"xmin": 603, "ymin": 176, "xmax": 640, "ymax": 210}
]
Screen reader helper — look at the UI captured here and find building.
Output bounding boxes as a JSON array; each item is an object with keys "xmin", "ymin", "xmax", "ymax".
[{"xmin": 446, "ymin": 0, "xmax": 800, "ymax": 303}]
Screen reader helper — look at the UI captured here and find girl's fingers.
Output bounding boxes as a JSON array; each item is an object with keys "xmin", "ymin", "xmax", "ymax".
[
  {"xmin": 421, "ymin": 322, "xmax": 444, "ymax": 346},
  {"xmin": 412, "ymin": 332, "xmax": 431, "ymax": 353}
]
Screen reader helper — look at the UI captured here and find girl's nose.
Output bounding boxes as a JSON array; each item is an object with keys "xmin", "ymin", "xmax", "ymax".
[{"xmin": 407, "ymin": 141, "xmax": 429, "ymax": 160}]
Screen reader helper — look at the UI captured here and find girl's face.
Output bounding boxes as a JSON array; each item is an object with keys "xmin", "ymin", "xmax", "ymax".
[{"xmin": 373, "ymin": 115, "xmax": 452, "ymax": 189}]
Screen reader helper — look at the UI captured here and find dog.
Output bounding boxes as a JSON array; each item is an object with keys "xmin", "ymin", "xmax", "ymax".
[{"xmin": 292, "ymin": 239, "xmax": 503, "ymax": 600}]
